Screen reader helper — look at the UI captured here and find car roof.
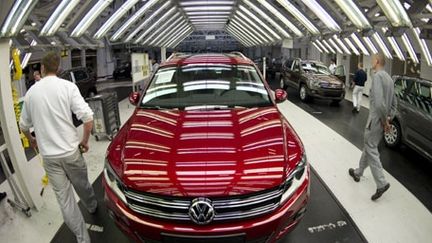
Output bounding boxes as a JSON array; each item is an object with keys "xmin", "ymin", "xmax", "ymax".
[
  {"xmin": 160, "ymin": 53, "xmax": 254, "ymax": 67},
  {"xmin": 394, "ymin": 75, "xmax": 432, "ymax": 86}
]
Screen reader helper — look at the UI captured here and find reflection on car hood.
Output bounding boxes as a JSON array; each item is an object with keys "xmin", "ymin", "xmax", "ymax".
[
  {"xmin": 111, "ymin": 107, "xmax": 302, "ymax": 197},
  {"xmin": 309, "ymin": 74, "xmax": 343, "ymax": 84}
]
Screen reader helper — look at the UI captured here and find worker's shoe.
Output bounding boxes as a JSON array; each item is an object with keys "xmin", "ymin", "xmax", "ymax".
[
  {"xmin": 371, "ymin": 183, "xmax": 390, "ymax": 201},
  {"xmin": 0, "ymin": 192, "xmax": 7, "ymax": 202},
  {"xmin": 348, "ymin": 168, "xmax": 360, "ymax": 182}
]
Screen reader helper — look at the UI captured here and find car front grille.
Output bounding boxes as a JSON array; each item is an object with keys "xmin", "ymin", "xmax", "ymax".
[{"xmin": 123, "ymin": 186, "xmax": 284, "ymax": 223}]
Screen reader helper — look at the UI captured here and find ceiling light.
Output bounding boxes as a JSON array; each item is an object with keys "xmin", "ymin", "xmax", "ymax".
[
  {"xmin": 167, "ymin": 28, "xmax": 193, "ymax": 48},
  {"xmin": 71, "ymin": 0, "xmax": 114, "ymax": 37},
  {"xmin": 236, "ymin": 11, "xmax": 274, "ymax": 42},
  {"xmin": 334, "ymin": 0, "xmax": 371, "ymax": 29},
  {"xmin": 363, "ymin": 36, "xmax": 379, "ymax": 54},
  {"xmin": 315, "ymin": 39, "xmax": 329, "ymax": 53},
  {"xmin": 156, "ymin": 22, "xmax": 189, "ymax": 47},
  {"xmin": 343, "ymin": 38, "xmax": 360, "ymax": 55},
  {"xmin": 31, "ymin": 22, "xmax": 36, "ymax": 27},
  {"xmin": 123, "ymin": 1, "xmax": 171, "ymax": 42},
  {"xmin": 328, "ymin": 38, "xmax": 343, "ymax": 54},
  {"xmin": 376, "ymin": 0, "xmax": 412, "ymax": 27},
  {"xmin": 180, "ymin": 1, "xmax": 234, "ymax": 6},
  {"xmin": 401, "ymin": 33, "xmax": 419, "ymax": 63},
  {"xmin": 227, "ymin": 24, "xmax": 257, "ymax": 46},
  {"xmin": 413, "ymin": 27, "xmax": 432, "ymax": 66},
  {"xmin": 232, "ymin": 17, "xmax": 266, "ymax": 44},
  {"xmin": 375, "ymin": 13, "xmax": 380, "ymax": 17},
  {"xmin": 134, "ymin": 7, "xmax": 177, "ymax": 43},
  {"xmin": 148, "ymin": 18, "xmax": 184, "ymax": 46},
  {"xmin": 226, "ymin": 28, "xmax": 251, "ymax": 47},
  {"xmin": 186, "ymin": 11, "xmax": 231, "ymax": 15},
  {"xmin": 382, "ymin": 27, "xmax": 405, "ymax": 61},
  {"xmin": 333, "ymin": 35, "xmax": 351, "ymax": 54},
  {"xmin": 257, "ymin": 0, "xmax": 304, "ymax": 37},
  {"xmin": 229, "ymin": 22, "xmax": 260, "ymax": 45},
  {"xmin": 372, "ymin": 32, "xmax": 392, "ymax": 59},
  {"xmin": 243, "ymin": 0, "xmax": 290, "ymax": 38},
  {"xmin": 188, "ymin": 16, "xmax": 229, "ymax": 19},
  {"xmin": 350, "ymin": 33, "xmax": 370, "ymax": 55},
  {"xmin": 110, "ymin": 0, "xmax": 160, "ymax": 41},
  {"xmin": 184, "ymin": 6, "xmax": 232, "ymax": 12},
  {"xmin": 239, "ymin": 5, "xmax": 281, "ymax": 40},
  {"xmin": 0, "ymin": 0, "xmax": 38, "ymax": 37},
  {"xmin": 312, "ymin": 42, "xmax": 323, "ymax": 53},
  {"xmin": 50, "ymin": 41, "xmax": 56, "ymax": 45},
  {"xmin": 160, "ymin": 24, "xmax": 191, "ymax": 47},
  {"xmin": 322, "ymin": 39, "xmax": 336, "ymax": 54},
  {"xmin": 141, "ymin": 12, "xmax": 180, "ymax": 44},
  {"xmin": 301, "ymin": 0, "xmax": 341, "ymax": 32},
  {"xmin": 274, "ymin": 0, "xmax": 319, "ymax": 35},
  {"xmin": 40, "ymin": 0, "xmax": 80, "ymax": 36}
]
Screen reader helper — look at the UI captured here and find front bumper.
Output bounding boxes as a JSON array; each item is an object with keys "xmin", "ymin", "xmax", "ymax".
[
  {"xmin": 309, "ymin": 87, "xmax": 345, "ymax": 100},
  {"xmin": 103, "ymin": 169, "xmax": 310, "ymax": 243}
]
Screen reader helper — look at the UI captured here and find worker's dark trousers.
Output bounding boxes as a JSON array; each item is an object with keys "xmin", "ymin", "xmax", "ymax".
[{"xmin": 43, "ymin": 149, "xmax": 97, "ymax": 243}]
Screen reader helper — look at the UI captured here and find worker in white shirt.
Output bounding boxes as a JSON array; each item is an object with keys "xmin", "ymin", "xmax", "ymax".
[
  {"xmin": 151, "ymin": 59, "xmax": 159, "ymax": 73},
  {"xmin": 329, "ymin": 58, "xmax": 337, "ymax": 74},
  {"xmin": 20, "ymin": 52, "xmax": 97, "ymax": 243}
]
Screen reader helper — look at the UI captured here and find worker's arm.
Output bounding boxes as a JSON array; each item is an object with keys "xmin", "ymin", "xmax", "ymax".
[
  {"xmin": 80, "ymin": 120, "xmax": 93, "ymax": 153},
  {"xmin": 371, "ymin": 73, "xmax": 387, "ymax": 123},
  {"xmin": 19, "ymin": 97, "xmax": 37, "ymax": 148}
]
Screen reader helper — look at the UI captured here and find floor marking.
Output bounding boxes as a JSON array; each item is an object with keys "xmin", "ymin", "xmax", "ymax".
[
  {"xmin": 86, "ymin": 223, "xmax": 104, "ymax": 233},
  {"xmin": 308, "ymin": 220, "xmax": 347, "ymax": 234}
]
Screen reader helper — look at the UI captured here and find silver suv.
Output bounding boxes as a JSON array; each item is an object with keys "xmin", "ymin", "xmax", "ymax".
[{"xmin": 384, "ymin": 76, "xmax": 432, "ymax": 161}]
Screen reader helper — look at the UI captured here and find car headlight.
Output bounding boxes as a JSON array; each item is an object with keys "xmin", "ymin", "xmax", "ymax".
[
  {"xmin": 280, "ymin": 154, "xmax": 308, "ymax": 204},
  {"xmin": 104, "ymin": 159, "xmax": 127, "ymax": 204}
]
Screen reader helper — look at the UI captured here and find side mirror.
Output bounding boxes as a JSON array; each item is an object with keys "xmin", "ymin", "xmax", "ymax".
[
  {"xmin": 129, "ymin": 92, "xmax": 140, "ymax": 106},
  {"xmin": 275, "ymin": 89, "xmax": 287, "ymax": 103}
]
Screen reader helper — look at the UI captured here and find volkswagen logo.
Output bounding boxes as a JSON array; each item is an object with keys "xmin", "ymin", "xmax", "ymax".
[{"xmin": 188, "ymin": 198, "xmax": 215, "ymax": 225}]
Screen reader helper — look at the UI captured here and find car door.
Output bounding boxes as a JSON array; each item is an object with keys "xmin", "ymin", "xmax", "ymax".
[
  {"xmin": 411, "ymin": 81, "xmax": 432, "ymax": 158},
  {"xmin": 72, "ymin": 69, "xmax": 90, "ymax": 96},
  {"xmin": 287, "ymin": 59, "xmax": 301, "ymax": 89},
  {"xmin": 334, "ymin": 65, "xmax": 346, "ymax": 83}
]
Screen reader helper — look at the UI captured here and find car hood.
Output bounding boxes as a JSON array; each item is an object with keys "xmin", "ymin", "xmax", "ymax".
[{"xmin": 108, "ymin": 107, "xmax": 303, "ymax": 197}]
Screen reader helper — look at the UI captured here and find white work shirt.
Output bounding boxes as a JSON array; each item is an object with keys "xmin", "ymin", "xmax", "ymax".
[
  {"xmin": 329, "ymin": 63, "xmax": 337, "ymax": 74},
  {"xmin": 20, "ymin": 76, "xmax": 93, "ymax": 158}
]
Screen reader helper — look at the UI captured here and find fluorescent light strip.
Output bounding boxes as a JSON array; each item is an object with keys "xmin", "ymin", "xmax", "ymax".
[
  {"xmin": 226, "ymin": 28, "xmax": 250, "ymax": 47},
  {"xmin": 243, "ymin": 0, "xmax": 290, "ymax": 38},
  {"xmin": 328, "ymin": 38, "xmax": 343, "ymax": 54},
  {"xmin": 154, "ymin": 22, "xmax": 188, "ymax": 47},
  {"xmin": 274, "ymin": 0, "xmax": 319, "ymax": 35},
  {"xmin": 257, "ymin": 0, "xmax": 304, "ymax": 37},
  {"xmin": 229, "ymin": 23, "xmax": 259, "ymax": 46},
  {"xmin": 191, "ymin": 20, "xmax": 227, "ymax": 24},
  {"xmin": 363, "ymin": 36, "xmax": 379, "ymax": 54},
  {"xmin": 236, "ymin": 11, "xmax": 274, "ymax": 42},
  {"xmin": 315, "ymin": 39, "xmax": 329, "ymax": 53},
  {"xmin": 1, "ymin": 0, "xmax": 38, "ymax": 37},
  {"xmin": 142, "ymin": 12, "xmax": 180, "ymax": 45},
  {"xmin": 401, "ymin": 33, "xmax": 419, "ymax": 63},
  {"xmin": 71, "ymin": 0, "xmax": 114, "ymax": 37},
  {"xmin": 21, "ymin": 40, "xmax": 37, "ymax": 69},
  {"xmin": 160, "ymin": 25, "xmax": 191, "ymax": 47},
  {"xmin": 231, "ymin": 18, "xmax": 264, "ymax": 44},
  {"xmin": 180, "ymin": 1, "xmax": 234, "ymax": 6},
  {"xmin": 111, "ymin": 0, "xmax": 161, "ymax": 41},
  {"xmin": 124, "ymin": 2, "xmax": 171, "ymax": 42},
  {"xmin": 148, "ymin": 18, "xmax": 184, "ymax": 46},
  {"xmin": 312, "ymin": 42, "xmax": 323, "ymax": 53},
  {"xmin": 186, "ymin": 11, "xmax": 231, "ymax": 15},
  {"xmin": 413, "ymin": 27, "xmax": 432, "ymax": 66},
  {"xmin": 333, "ymin": 35, "xmax": 351, "ymax": 54},
  {"xmin": 184, "ymin": 6, "xmax": 232, "ymax": 11},
  {"xmin": 382, "ymin": 27, "xmax": 404, "ymax": 61},
  {"xmin": 301, "ymin": 0, "xmax": 341, "ymax": 32},
  {"xmin": 40, "ymin": 0, "xmax": 80, "ymax": 36},
  {"xmin": 334, "ymin": 0, "xmax": 371, "ymax": 29},
  {"xmin": 344, "ymin": 38, "xmax": 360, "ymax": 55},
  {"xmin": 168, "ymin": 29, "xmax": 194, "ymax": 48},
  {"xmin": 350, "ymin": 33, "xmax": 370, "ymax": 55},
  {"xmin": 322, "ymin": 39, "xmax": 336, "ymax": 54},
  {"xmin": 377, "ymin": 0, "xmax": 412, "ymax": 27},
  {"xmin": 227, "ymin": 26, "xmax": 254, "ymax": 46},
  {"xmin": 372, "ymin": 32, "xmax": 392, "ymax": 59},
  {"xmin": 164, "ymin": 27, "xmax": 191, "ymax": 47},
  {"xmin": 188, "ymin": 16, "xmax": 229, "ymax": 19},
  {"xmin": 239, "ymin": 5, "xmax": 281, "ymax": 40},
  {"xmin": 134, "ymin": 8, "xmax": 177, "ymax": 43}
]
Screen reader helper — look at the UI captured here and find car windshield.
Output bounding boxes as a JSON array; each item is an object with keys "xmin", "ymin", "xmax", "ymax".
[
  {"xmin": 301, "ymin": 62, "xmax": 331, "ymax": 75},
  {"xmin": 140, "ymin": 64, "xmax": 272, "ymax": 110}
]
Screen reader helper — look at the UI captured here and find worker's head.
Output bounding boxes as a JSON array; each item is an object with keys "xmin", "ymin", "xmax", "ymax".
[
  {"xmin": 331, "ymin": 58, "xmax": 336, "ymax": 64},
  {"xmin": 33, "ymin": 70, "xmax": 41, "ymax": 81},
  {"xmin": 41, "ymin": 52, "xmax": 61, "ymax": 76},
  {"xmin": 372, "ymin": 54, "xmax": 386, "ymax": 71},
  {"xmin": 151, "ymin": 59, "xmax": 157, "ymax": 64},
  {"xmin": 358, "ymin": 62, "xmax": 363, "ymax": 70}
]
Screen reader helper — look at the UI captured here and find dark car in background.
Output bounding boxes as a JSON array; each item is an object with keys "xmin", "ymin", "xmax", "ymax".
[
  {"xmin": 280, "ymin": 58, "xmax": 346, "ymax": 104},
  {"xmin": 59, "ymin": 67, "xmax": 97, "ymax": 98},
  {"xmin": 113, "ymin": 62, "xmax": 131, "ymax": 80},
  {"xmin": 384, "ymin": 76, "xmax": 432, "ymax": 161}
]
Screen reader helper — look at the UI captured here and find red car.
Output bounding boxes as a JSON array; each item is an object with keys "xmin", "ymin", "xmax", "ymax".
[{"xmin": 103, "ymin": 53, "xmax": 310, "ymax": 242}]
